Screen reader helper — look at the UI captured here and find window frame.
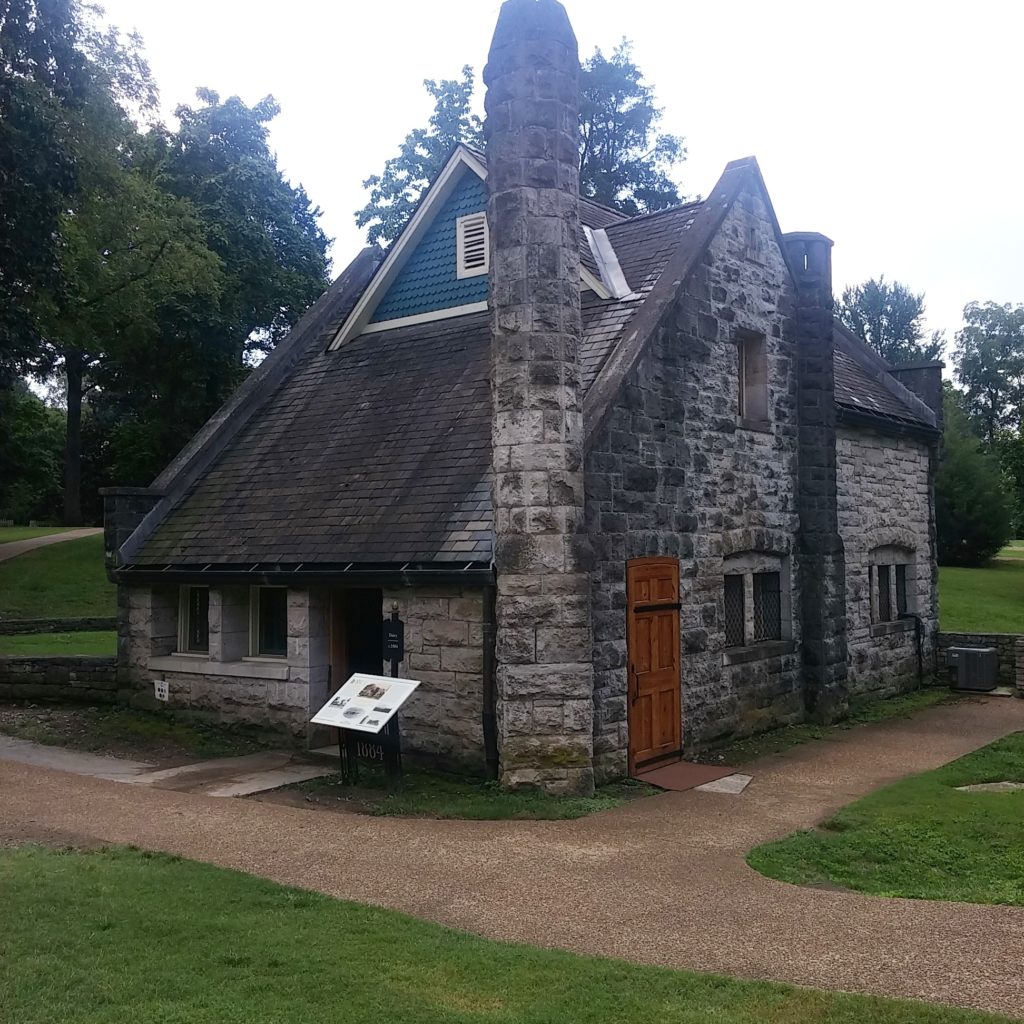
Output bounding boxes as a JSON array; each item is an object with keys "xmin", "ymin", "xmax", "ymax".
[
  {"xmin": 248, "ymin": 586, "xmax": 289, "ymax": 659},
  {"xmin": 868, "ymin": 546, "xmax": 915, "ymax": 625},
  {"xmin": 722, "ymin": 553, "xmax": 792, "ymax": 655},
  {"xmin": 177, "ymin": 585, "xmax": 210, "ymax": 655},
  {"xmin": 455, "ymin": 212, "xmax": 489, "ymax": 279},
  {"xmin": 735, "ymin": 328, "xmax": 769, "ymax": 428}
]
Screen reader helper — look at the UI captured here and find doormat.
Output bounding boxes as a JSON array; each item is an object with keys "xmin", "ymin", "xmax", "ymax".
[{"xmin": 635, "ymin": 760, "xmax": 736, "ymax": 792}]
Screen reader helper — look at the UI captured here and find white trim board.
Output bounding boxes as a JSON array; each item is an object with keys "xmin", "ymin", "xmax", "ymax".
[
  {"xmin": 330, "ymin": 144, "xmax": 613, "ymax": 350},
  {"xmin": 360, "ymin": 303, "xmax": 489, "ymax": 334}
]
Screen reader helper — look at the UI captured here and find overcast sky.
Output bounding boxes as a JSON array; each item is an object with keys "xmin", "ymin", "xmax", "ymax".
[{"xmin": 101, "ymin": 0, "xmax": 1022, "ymax": 349}]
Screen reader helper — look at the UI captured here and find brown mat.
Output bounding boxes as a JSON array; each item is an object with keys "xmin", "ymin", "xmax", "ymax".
[{"xmin": 635, "ymin": 759, "xmax": 736, "ymax": 791}]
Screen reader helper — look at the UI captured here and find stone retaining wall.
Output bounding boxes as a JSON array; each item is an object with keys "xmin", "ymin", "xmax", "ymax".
[
  {"xmin": 0, "ymin": 616, "xmax": 117, "ymax": 635},
  {"xmin": 0, "ymin": 656, "xmax": 119, "ymax": 703},
  {"xmin": 937, "ymin": 632, "xmax": 1024, "ymax": 693}
]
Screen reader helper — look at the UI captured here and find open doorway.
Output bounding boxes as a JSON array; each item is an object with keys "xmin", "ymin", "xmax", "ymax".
[{"xmin": 330, "ymin": 588, "xmax": 383, "ymax": 691}]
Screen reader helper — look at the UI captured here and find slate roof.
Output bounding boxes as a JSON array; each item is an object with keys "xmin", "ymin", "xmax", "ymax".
[
  {"xmin": 137, "ymin": 309, "xmax": 493, "ymax": 565},
  {"xmin": 131, "ymin": 186, "xmax": 931, "ymax": 570},
  {"xmin": 832, "ymin": 328, "xmax": 937, "ymax": 428}
]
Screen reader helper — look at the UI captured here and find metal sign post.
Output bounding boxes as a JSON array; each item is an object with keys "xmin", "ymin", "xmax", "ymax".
[{"xmin": 313, "ymin": 607, "xmax": 410, "ymax": 794}]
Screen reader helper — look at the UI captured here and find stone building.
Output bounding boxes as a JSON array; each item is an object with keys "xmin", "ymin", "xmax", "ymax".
[{"xmin": 104, "ymin": 0, "xmax": 942, "ymax": 794}]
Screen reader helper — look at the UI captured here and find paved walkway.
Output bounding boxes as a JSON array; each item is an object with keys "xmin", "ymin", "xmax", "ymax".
[
  {"xmin": 2, "ymin": 697, "xmax": 1022, "ymax": 1017},
  {"xmin": 0, "ymin": 527, "xmax": 102, "ymax": 563}
]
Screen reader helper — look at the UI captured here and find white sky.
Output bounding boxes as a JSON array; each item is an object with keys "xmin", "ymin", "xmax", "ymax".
[{"xmin": 102, "ymin": 0, "xmax": 1023, "ymax": 348}]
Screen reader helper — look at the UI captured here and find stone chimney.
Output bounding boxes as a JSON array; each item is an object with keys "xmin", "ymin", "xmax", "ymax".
[
  {"xmin": 484, "ymin": 0, "xmax": 594, "ymax": 795},
  {"xmin": 782, "ymin": 232, "xmax": 849, "ymax": 723}
]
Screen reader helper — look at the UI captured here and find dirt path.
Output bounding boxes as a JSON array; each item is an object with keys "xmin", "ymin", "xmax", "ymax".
[
  {"xmin": 0, "ymin": 527, "xmax": 102, "ymax": 563},
  {"xmin": 1, "ymin": 696, "xmax": 1022, "ymax": 1017}
]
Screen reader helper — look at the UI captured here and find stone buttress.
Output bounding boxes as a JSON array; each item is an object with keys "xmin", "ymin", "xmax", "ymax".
[{"xmin": 484, "ymin": 0, "xmax": 595, "ymax": 794}]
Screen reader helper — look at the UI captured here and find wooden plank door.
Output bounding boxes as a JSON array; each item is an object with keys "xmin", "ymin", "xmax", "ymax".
[{"xmin": 626, "ymin": 557, "xmax": 682, "ymax": 775}]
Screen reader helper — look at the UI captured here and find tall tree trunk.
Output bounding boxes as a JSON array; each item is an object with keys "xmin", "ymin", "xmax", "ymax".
[{"xmin": 63, "ymin": 348, "xmax": 83, "ymax": 525}]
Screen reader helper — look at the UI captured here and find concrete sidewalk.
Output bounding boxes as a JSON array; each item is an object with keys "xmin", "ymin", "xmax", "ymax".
[
  {"xmin": 0, "ymin": 527, "xmax": 103, "ymax": 563},
  {"xmin": 1, "ymin": 696, "xmax": 1022, "ymax": 1017}
]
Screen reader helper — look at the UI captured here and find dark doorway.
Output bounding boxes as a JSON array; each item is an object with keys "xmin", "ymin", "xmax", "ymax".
[{"xmin": 330, "ymin": 589, "xmax": 383, "ymax": 689}]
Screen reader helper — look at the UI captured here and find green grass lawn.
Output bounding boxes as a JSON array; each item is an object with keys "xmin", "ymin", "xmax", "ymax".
[
  {"xmin": 703, "ymin": 688, "xmax": 953, "ymax": 766},
  {"xmin": 938, "ymin": 559, "xmax": 1024, "ymax": 632},
  {"xmin": 0, "ymin": 534, "xmax": 114, "ymax": 619},
  {"xmin": 748, "ymin": 732, "xmax": 1024, "ymax": 906},
  {"xmin": 0, "ymin": 630, "xmax": 115, "ymax": 655},
  {"xmin": 299, "ymin": 765, "xmax": 653, "ymax": 820},
  {"xmin": 995, "ymin": 540, "xmax": 1024, "ymax": 559},
  {"xmin": 0, "ymin": 526, "xmax": 70, "ymax": 544},
  {"xmin": 0, "ymin": 847, "xmax": 1011, "ymax": 1024}
]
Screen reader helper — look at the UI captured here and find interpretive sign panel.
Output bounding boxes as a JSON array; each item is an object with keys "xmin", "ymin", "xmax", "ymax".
[{"xmin": 311, "ymin": 673, "xmax": 419, "ymax": 735}]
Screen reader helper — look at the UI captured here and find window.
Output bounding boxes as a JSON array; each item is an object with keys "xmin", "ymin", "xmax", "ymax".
[
  {"xmin": 896, "ymin": 564, "xmax": 908, "ymax": 616},
  {"xmin": 178, "ymin": 586, "xmax": 209, "ymax": 654},
  {"xmin": 737, "ymin": 330, "xmax": 769, "ymax": 425},
  {"xmin": 753, "ymin": 572, "xmax": 782, "ymax": 641},
  {"xmin": 870, "ymin": 548, "xmax": 915, "ymax": 624},
  {"xmin": 724, "ymin": 574, "xmax": 745, "ymax": 647},
  {"xmin": 456, "ymin": 212, "xmax": 488, "ymax": 278},
  {"xmin": 723, "ymin": 555, "xmax": 791, "ymax": 651},
  {"xmin": 251, "ymin": 587, "xmax": 288, "ymax": 658}
]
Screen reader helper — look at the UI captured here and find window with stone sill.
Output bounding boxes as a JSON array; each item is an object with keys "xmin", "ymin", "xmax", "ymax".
[
  {"xmin": 249, "ymin": 586, "xmax": 288, "ymax": 658},
  {"xmin": 177, "ymin": 585, "xmax": 209, "ymax": 654},
  {"xmin": 723, "ymin": 555, "xmax": 790, "ymax": 649},
  {"xmin": 736, "ymin": 329, "xmax": 769, "ymax": 426},
  {"xmin": 869, "ymin": 547, "xmax": 915, "ymax": 624}
]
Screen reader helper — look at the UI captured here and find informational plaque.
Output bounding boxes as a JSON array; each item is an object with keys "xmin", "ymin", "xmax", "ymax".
[{"xmin": 311, "ymin": 673, "xmax": 419, "ymax": 735}]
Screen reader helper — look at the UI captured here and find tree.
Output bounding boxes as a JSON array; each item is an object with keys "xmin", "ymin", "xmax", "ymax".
[
  {"xmin": 578, "ymin": 42, "xmax": 684, "ymax": 215},
  {"xmin": 0, "ymin": 0, "xmax": 89, "ymax": 382},
  {"xmin": 936, "ymin": 386, "xmax": 1013, "ymax": 565},
  {"xmin": 836, "ymin": 277, "xmax": 944, "ymax": 365},
  {"xmin": 952, "ymin": 301, "xmax": 1024, "ymax": 444},
  {"xmin": 0, "ymin": 382, "xmax": 64, "ymax": 523},
  {"xmin": 355, "ymin": 45, "xmax": 686, "ymax": 245},
  {"xmin": 355, "ymin": 67, "xmax": 482, "ymax": 247}
]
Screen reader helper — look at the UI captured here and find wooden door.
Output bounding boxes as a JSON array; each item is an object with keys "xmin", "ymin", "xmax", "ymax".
[{"xmin": 626, "ymin": 557, "xmax": 682, "ymax": 775}]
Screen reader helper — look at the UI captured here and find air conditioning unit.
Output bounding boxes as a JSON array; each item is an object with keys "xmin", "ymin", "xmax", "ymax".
[{"xmin": 946, "ymin": 647, "xmax": 998, "ymax": 692}]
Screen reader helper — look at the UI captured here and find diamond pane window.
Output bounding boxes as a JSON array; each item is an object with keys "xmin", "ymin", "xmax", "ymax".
[
  {"xmin": 753, "ymin": 571, "xmax": 782, "ymax": 642},
  {"xmin": 724, "ymin": 574, "xmax": 745, "ymax": 647}
]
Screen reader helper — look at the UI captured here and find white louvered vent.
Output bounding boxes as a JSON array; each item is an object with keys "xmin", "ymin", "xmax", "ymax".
[{"xmin": 456, "ymin": 212, "xmax": 489, "ymax": 278}]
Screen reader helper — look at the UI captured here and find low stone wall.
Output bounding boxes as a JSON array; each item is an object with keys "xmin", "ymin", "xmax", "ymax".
[
  {"xmin": 0, "ymin": 616, "xmax": 117, "ymax": 635},
  {"xmin": 0, "ymin": 656, "xmax": 119, "ymax": 703},
  {"xmin": 937, "ymin": 632, "xmax": 1024, "ymax": 693}
]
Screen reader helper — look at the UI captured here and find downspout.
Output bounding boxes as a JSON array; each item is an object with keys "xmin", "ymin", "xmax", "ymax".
[{"xmin": 482, "ymin": 582, "xmax": 499, "ymax": 780}]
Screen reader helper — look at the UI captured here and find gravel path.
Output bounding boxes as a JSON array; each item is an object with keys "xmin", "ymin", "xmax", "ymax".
[
  {"xmin": 2, "ymin": 696, "xmax": 1022, "ymax": 1017},
  {"xmin": 0, "ymin": 527, "xmax": 102, "ymax": 563}
]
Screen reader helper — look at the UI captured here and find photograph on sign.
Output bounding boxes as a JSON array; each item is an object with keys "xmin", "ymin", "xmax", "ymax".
[{"xmin": 311, "ymin": 673, "xmax": 420, "ymax": 734}]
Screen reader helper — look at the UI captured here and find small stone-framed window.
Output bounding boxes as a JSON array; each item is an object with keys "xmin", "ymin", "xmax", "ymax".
[
  {"xmin": 736, "ymin": 328, "xmax": 769, "ymax": 427},
  {"xmin": 869, "ymin": 546, "xmax": 915, "ymax": 624},
  {"xmin": 249, "ymin": 586, "xmax": 288, "ymax": 658},
  {"xmin": 723, "ymin": 554, "xmax": 791, "ymax": 650},
  {"xmin": 456, "ymin": 212, "xmax": 489, "ymax": 278},
  {"xmin": 177, "ymin": 585, "xmax": 209, "ymax": 654}
]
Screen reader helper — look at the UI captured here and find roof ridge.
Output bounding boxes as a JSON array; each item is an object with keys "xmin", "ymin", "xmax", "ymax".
[{"xmin": 611, "ymin": 199, "xmax": 704, "ymax": 226}]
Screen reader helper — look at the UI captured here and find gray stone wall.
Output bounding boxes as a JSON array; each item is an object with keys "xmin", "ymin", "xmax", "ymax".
[
  {"xmin": 383, "ymin": 586, "xmax": 487, "ymax": 771},
  {"xmin": 0, "ymin": 616, "xmax": 116, "ymax": 635},
  {"xmin": 586, "ymin": 187, "xmax": 803, "ymax": 780},
  {"xmin": 0, "ymin": 656, "xmax": 118, "ymax": 703},
  {"xmin": 485, "ymin": 0, "xmax": 595, "ymax": 794},
  {"xmin": 837, "ymin": 427, "xmax": 937, "ymax": 696},
  {"xmin": 937, "ymin": 632, "xmax": 1024, "ymax": 693},
  {"xmin": 117, "ymin": 583, "xmax": 327, "ymax": 740}
]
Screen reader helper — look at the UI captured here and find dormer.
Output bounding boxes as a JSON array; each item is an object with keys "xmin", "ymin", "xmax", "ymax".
[{"xmin": 330, "ymin": 145, "xmax": 614, "ymax": 349}]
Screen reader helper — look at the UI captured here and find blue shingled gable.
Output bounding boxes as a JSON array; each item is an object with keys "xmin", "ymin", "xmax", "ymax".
[{"xmin": 370, "ymin": 170, "xmax": 488, "ymax": 323}]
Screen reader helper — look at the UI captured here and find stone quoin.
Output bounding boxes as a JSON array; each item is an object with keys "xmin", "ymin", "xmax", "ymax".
[{"xmin": 103, "ymin": 0, "xmax": 943, "ymax": 794}]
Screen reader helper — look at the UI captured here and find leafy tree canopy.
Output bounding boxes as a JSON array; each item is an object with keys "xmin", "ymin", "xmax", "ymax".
[
  {"xmin": 952, "ymin": 300, "xmax": 1024, "ymax": 445},
  {"xmin": 836, "ymin": 276, "xmax": 944, "ymax": 366},
  {"xmin": 355, "ymin": 45, "xmax": 685, "ymax": 246},
  {"xmin": 936, "ymin": 385, "xmax": 1013, "ymax": 566}
]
